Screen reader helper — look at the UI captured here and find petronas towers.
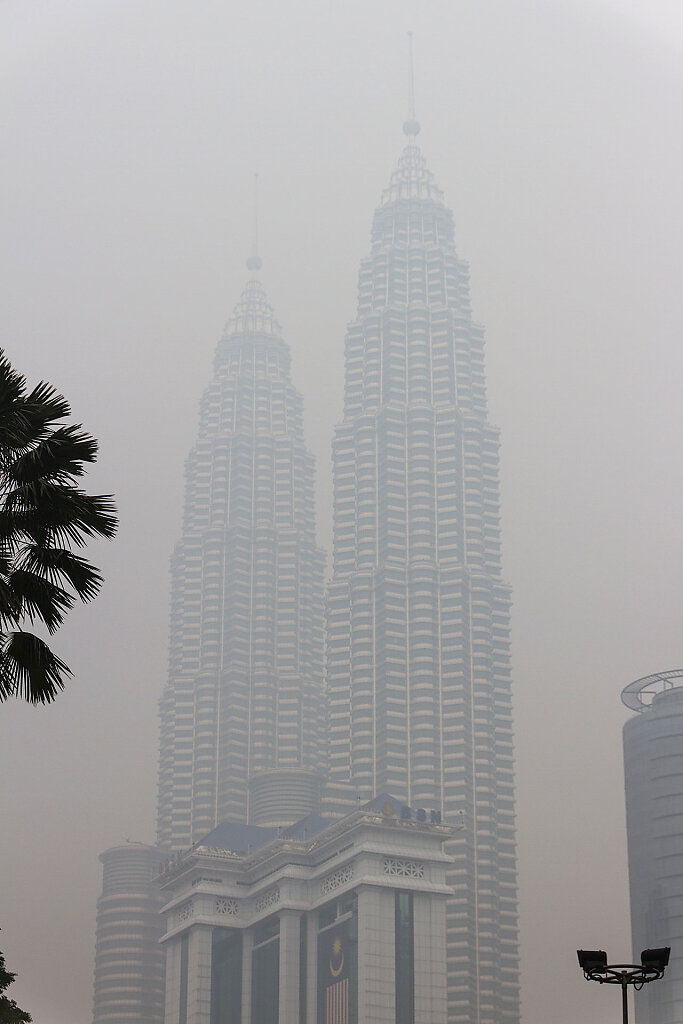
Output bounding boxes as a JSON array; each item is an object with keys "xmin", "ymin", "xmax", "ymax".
[
  {"xmin": 94, "ymin": 120, "xmax": 519, "ymax": 1024},
  {"xmin": 157, "ymin": 276, "xmax": 325, "ymax": 847},
  {"xmin": 327, "ymin": 128, "xmax": 518, "ymax": 1024}
]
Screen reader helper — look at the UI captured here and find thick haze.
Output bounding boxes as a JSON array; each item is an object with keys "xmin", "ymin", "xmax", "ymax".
[{"xmin": 2, "ymin": 1, "xmax": 682, "ymax": 1022}]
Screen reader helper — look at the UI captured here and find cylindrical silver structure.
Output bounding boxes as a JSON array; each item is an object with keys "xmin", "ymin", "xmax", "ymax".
[
  {"xmin": 248, "ymin": 767, "xmax": 323, "ymax": 826},
  {"xmin": 93, "ymin": 843, "xmax": 166, "ymax": 1024},
  {"xmin": 623, "ymin": 671, "xmax": 683, "ymax": 1024}
]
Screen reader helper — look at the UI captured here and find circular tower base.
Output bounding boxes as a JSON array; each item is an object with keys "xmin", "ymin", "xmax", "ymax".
[{"xmin": 248, "ymin": 768, "xmax": 323, "ymax": 827}]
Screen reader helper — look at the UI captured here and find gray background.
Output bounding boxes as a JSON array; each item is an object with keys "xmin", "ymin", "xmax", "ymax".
[{"xmin": 2, "ymin": 1, "xmax": 682, "ymax": 1022}]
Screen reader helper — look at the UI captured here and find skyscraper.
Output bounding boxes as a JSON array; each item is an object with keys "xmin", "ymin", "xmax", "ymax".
[
  {"xmin": 325, "ymin": 121, "xmax": 519, "ymax": 1024},
  {"xmin": 157, "ymin": 264, "xmax": 326, "ymax": 849},
  {"xmin": 622, "ymin": 669, "xmax": 683, "ymax": 1024},
  {"xmin": 93, "ymin": 264, "xmax": 327, "ymax": 1023}
]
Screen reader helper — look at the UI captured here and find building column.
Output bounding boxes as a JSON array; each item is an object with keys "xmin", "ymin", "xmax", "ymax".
[
  {"xmin": 164, "ymin": 938, "xmax": 181, "ymax": 1024},
  {"xmin": 278, "ymin": 910, "xmax": 302, "ymax": 1024},
  {"xmin": 413, "ymin": 892, "xmax": 447, "ymax": 1024},
  {"xmin": 187, "ymin": 925, "xmax": 213, "ymax": 1024},
  {"xmin": 357, "ymin": 886, "xmax": 395, "ymax": 1024},
  {"xmin": 306, "ymin": 912, "xmax": 318, "ymax": 1024},
  {"xmin": 241, "ymin": 928, "xmax": 253, "ymax": 1024}
]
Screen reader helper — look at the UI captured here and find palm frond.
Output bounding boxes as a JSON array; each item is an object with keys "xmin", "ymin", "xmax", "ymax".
[
  {"xmin": 15, "ymin": 382, "xmax": 71, "ymax": 444},
  {"xmin": 0, "ymin": 351, "xmax": 27, "ymax": 418},
  {"xmin": 9, "ymin": 569, "xmax": 74, "ymax": 633},
  {"xmin": 16, "ymin": 545, "xmax": 103, "ymax": 602},
  {"xmin": 2, "ymin": 486, "xmax": 118, "ymax": 545},
  {"xmin": 0, "ymin": 508, "xmax": 40, "ymax": 548},
  {"xmin": 0, "ymin": 630, "xmax": 69, "ymax": 703},
  {"xmin": 0, "ymin": 356, "xmax": 71, "ymax": 453},
  {"xmin": 0, "ymin": 349, "xmax": 117, "ymax": 704},
  {"xmin": 9, "ymin": 424, "xmax": 99, "ymax": 485},
  {"xmin": 0, "ymin": 577, "xmax": 22, "ymax": 628},
  {"xmin": 24, "ymin": 379, "xmax": 71, "ymax": 420}
]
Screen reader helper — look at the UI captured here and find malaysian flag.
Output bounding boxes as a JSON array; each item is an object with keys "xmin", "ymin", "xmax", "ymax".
[
  {"xmin": 325, "ymin": 976, "xmax": 349, "ymax": 1024},
  {"xmin": 323, "ymin": 931, "xmax": 349, "ymax": 1024}
]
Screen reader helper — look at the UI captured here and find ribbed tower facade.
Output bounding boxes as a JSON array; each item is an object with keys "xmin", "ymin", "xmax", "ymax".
[
  {"xmin": 622, "ymin": 670, "xmax": 683, "ymax": 1024},
  {"xmin": 92, "ymin": 844, "xmax": 166, "ymax": 1024},
  {"xmin": 157, "ymin": 271, "xmax": 326, "ymax": 849},
  {"xmin": 326, "ymin": 128, "xmax": 519, "ymax": 1024}
]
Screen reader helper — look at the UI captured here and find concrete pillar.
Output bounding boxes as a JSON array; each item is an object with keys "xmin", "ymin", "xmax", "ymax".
[
  {"xmin": 413, "ymin": 892, "xmax": 448, "ymax": 1024},
  {"xmin": 187, "ymin": 925, "xmax": 213, "ymax": 1024},
  {"xmin": 278, "ymin": 910, "xmax": 302, "ymax": 1024},
  {"xmin": 241, "ymin": 929, "xmax": 253, "ymax": 1024},
  {"xmin": 164, "ymin": 938, "xmax": 181, "ymax": 1024},
  {"xmin": 357, "ymin": 886, "xmax": 395, "ymax": 1024},
  {"xmin": 306, "ymin": 912, "xmax": 318, "ymax": 1024}
]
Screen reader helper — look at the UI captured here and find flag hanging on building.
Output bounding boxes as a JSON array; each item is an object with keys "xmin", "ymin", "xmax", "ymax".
[
  {"xmin": 319, "ymin": 926, "xmax": 351, "ymax": 1024},
  {"xmin": 325, "ymin": 975, "xmax": 349, "ymax": 1024}
]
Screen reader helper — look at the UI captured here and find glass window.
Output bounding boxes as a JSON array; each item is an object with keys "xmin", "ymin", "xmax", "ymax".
[
  {"xmin": 252, "ymin": 929, "xmax": 279, "ymax": 1024},
  {"xmin": 395, "ymin": 892, "xmax": 414, "ymax": 1024},
  {"xmin": 211, "ymin": 928, "xmax": 242, "ymax": 1024},
  {"xmin": 179, "ymin": 933, "xmax": 189, "ymax": 1024}
]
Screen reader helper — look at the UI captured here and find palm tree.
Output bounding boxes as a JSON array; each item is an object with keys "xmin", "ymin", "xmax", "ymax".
[{"xmin": 0, "ymin": 349, "xmax": 117, "ymax": 703}]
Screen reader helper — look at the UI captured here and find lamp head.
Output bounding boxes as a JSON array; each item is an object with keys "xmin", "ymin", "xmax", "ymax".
[
  {"xmin": 577, "ymin": 950, "xmax": 608, "ymax": 973},
  {"xmin": 641, "ymin": 948, "xmax": 670, "ymax": 973}
]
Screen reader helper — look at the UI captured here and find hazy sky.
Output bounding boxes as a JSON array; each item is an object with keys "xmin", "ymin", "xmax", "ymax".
[{"xmin": 2, "ymin": 2, "xmax": 682, "ymax": 1022}]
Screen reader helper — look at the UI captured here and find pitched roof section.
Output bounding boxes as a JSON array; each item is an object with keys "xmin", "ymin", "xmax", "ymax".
[
  {"xmin": 197, "ymin": 820, "xmax": 278, "ymax": 853},
  {"xmin": 381, "ymin": 143, "xmax": 444, "ymax": 206},
  {"xmin": 194, "ymin": 797, "xmax": 415, "ymax": 855},
  {"xmin": 361, "ymin": 792, "xmax": 406, "ymax": 814},
  {"xmin": 280, "ymin": 813, "xmax": 334, "ymax": 841}
]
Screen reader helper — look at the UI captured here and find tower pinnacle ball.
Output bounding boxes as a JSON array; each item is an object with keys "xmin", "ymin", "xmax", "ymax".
[
  {"xmin": 246, "ymin": 254, "xmax": 263, "ymax": 271},
  {"xmin": 402, "ymin": 118, "xmax": 421, "ymax": 138}
]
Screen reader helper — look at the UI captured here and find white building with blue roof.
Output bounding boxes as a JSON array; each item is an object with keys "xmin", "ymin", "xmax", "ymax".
[{"xmin": 159, "ymin": 794, "xmax": 453, "ymax": 1024}]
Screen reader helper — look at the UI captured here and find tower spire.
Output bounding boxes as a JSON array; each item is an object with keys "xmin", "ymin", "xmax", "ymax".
[
  {"xmin": 403, "ymin": 32, "xmax": 421, "ymax": 139},
  {"xmin": 408, "ymin": 31, "xmax": 416, "ymax": 120},
  {"xmin": 246, "ymin": 172, "xmax": 262, "ymax": 273}
]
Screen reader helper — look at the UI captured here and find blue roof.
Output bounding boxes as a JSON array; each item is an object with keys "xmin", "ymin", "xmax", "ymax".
[
  {"xmin": 281, "ymin": 813, "xmax": 333, "ymax": 840},
  {"xmin": 195, "ymin": 795, "xmax": 407, "ymax": 856},
  {"xmin": 197, "ymin": 820, "xmax": 278, "ymax": 853},
  {"xmin": 361, "ymin": 793, "xmax": 407, "ymax": 814}
]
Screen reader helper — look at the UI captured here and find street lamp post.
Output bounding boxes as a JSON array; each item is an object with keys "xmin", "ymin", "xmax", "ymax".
[{"xmin": 577, "ymin": 948, "xmax": 671, "ymax": 1024}]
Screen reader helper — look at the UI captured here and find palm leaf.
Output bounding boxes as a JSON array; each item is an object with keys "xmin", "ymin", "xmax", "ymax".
[
  {"xmin": 0, "ymin": 354, "xmax": 71, "ymax": 454},
  {"xmin": 12, "ymin": 382, "xmax": 71, "ymax": 445},
  {"xmin": 9, "ymin": 424, "xmax": 99, "ymax": 485},
  {"xmin": 8, "ymin": 569, "xmax": 74, "ymax": 633},
  {"xmin": 0, "ymin": 353, "xmax": 28, "ymax": 426},
  {"xmin": 2, "ymin": 487, "xmax": 117, "ymax": 545},
  {"xmin": 0, "ymin": 348, "xmax": 117, "ymax": 703},
  {"xmin": 0, "ymin": 576, "xmax": 21, "ymax": 628},
  {"xmin": 0, "ymin": 630, "xmax": 70, "ymax": 703},
  {"xmin": 16, "ymin": 545, "xmax": 103, "ymax": 602}
]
